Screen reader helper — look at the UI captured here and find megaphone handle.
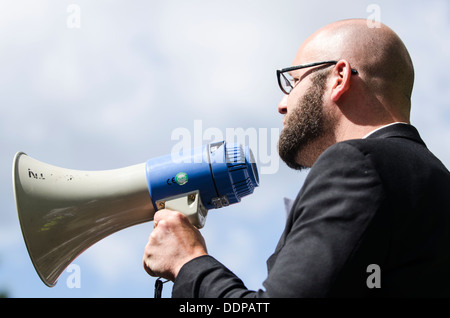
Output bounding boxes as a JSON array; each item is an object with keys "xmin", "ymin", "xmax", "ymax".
[
  {"xmin": 156, "ymin": 191, "xmax": 208, "ymax": 228},
  {"xmin": 154, "ymin": 278, "xmax": 169, "ymax": 298}
]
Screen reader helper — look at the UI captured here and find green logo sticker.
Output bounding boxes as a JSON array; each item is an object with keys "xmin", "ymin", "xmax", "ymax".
[{"xmin": 175, "ymin": 172, "xmax": 188, "ymax": 185}]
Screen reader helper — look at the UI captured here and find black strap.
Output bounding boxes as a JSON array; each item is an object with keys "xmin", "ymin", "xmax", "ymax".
[{"xmin": 154, "ymin": 278, "xmax": 169, "ymax": 298}]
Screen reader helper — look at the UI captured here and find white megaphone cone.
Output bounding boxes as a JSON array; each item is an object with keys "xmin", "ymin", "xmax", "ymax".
[
  {"xmin": 12, "ymin": 141, "xmax": 259, "ymax": 287},
  {"xmin": 13, "ymin": 152, "xmax": 155, "ymax": 287}
]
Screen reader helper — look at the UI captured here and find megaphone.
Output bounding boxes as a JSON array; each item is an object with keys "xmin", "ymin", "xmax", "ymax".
[{"xmin": 12, "ymin": 141, "xmax": 259, "ymax": 287}]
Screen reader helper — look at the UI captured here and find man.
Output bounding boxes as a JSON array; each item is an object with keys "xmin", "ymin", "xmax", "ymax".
[{"xmin": 142, "ymin": 19, "xmax": 450, "ymax": 297}]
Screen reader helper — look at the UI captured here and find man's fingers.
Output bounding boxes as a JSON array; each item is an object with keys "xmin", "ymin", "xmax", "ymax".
[
  {"xmin": 143, "ymin": 208, "xmax": 206, "ymax": 281},
  {"xmin": 142, "ymin": 258, "xmax": 155, "ymax": 277},
  {"xmin": 154, "ymin": 209, "xmax": 191, "ymax": 227},
  {"xmin": 154, "ymin": 208, "xmax": 177, "ymax": 222}
]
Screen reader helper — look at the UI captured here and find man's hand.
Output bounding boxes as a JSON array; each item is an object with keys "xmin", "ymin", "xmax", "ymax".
[{"xmin": 142, "ymin": 209, "xmax": 208, "ymax": 281}]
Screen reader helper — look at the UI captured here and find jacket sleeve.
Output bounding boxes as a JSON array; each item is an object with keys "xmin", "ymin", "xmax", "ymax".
[{"xmin": 172, "ymin": 142, "xmax": 385, "ymax": 298}]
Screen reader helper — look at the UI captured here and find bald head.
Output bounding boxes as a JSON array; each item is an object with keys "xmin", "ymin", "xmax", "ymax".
[
  {"xmin": 294, "ymin": 19, "xmax": 414, "ymax": 121},
  {"xmin": 278, "ymin": 20, "xmax": 416, "ymax": 169}
]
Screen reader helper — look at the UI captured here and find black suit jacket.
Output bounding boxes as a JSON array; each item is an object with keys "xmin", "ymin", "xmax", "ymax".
[{"xmin": 172, "ymin": 124, "xmax": 450, "ymax": 297}]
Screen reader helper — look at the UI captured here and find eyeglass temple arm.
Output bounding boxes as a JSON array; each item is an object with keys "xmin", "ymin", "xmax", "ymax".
[{"xmin": 278, "ymin": 61, "xmax": 358, "ymax": 75}]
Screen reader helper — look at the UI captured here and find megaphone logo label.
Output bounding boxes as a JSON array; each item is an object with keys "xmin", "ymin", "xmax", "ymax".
[
  {"xmin": 28, "ymin": 168, "xmax": 45, "ymax": 180},
  {"xmin": 175, "ymin": 172, "xmax": 188, "ymax": 186}
]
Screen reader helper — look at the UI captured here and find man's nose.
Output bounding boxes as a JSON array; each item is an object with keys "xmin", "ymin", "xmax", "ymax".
[{"xmin": 278, "ymin": 95, "xmax": 288, "ymax": 114}]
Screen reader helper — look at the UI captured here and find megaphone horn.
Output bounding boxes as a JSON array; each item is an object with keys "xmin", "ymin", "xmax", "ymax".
[{"xmin": 13, "ymin": 141, "xmax": 259, "ymax": 287}]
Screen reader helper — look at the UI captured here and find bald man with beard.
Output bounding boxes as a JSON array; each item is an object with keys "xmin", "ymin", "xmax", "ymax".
[{"xmin": 142, "ymin": 19, "xmax": 450, "ymax": 298}]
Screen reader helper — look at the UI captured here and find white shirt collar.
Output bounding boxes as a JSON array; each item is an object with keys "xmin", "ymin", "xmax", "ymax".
[{"xmin": 362, "ymin": 122, "xmax": 409, "ymax": 139}]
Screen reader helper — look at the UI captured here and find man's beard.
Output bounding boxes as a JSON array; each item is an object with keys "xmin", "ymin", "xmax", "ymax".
[{"xmin": 278, "ymin": 71, "xmax": 335, "ymax": 170}]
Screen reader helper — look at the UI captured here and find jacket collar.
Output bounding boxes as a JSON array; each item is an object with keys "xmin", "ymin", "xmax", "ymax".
[{"xmin": 366, "ymin": 123, "xmax": 426, "ymax": 147}]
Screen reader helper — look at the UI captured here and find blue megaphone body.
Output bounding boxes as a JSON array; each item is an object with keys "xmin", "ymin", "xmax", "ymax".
[{"xmin": 146, "ymin": 141, "xmax": 259, "ymax": 227}]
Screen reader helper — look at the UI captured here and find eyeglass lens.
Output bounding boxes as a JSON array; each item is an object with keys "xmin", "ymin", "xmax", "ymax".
[{"xmin": 280, "ymin": 72, "xmax": 294, "ymax": 94}]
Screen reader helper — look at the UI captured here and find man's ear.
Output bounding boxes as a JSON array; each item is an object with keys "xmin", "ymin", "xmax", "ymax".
[{"xmin": 330, "ymin": 60, "xmax": 352, "ymax": 102}]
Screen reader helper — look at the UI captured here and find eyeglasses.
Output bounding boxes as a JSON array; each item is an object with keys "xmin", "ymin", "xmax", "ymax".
[{"xmin": 276, "ymin": 60, "xmax": 358, "ymax": 95}]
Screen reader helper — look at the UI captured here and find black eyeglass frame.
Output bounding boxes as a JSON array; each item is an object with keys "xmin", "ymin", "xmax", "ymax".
[{"xmin": 276, "ymin": 60, "xmax": 358, "ymax": 95}]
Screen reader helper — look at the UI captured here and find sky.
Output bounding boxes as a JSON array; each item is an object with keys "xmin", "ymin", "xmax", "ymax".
[{"xmin": 1, "ymin": 0, "xmax": 449, "ymax": 298}]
